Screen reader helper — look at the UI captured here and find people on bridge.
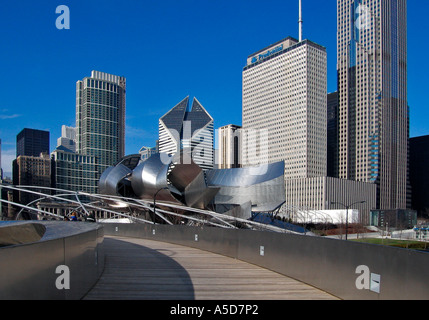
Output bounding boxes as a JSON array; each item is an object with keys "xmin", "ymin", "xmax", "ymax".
[{"xmin": 70, "ymin": 211, "xmax": 78, "ymax": 221}]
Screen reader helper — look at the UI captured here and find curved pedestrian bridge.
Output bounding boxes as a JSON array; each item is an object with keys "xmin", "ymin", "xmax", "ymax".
[
  {"xmin": 83, "ymin": 236, "xmax": 337, "ymax": 300},
  {"xmin": 2, "ymin": 221, "xmax": 429, "ymax": 300}
]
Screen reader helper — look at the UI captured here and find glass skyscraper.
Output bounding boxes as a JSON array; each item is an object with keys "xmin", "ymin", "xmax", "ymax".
[
  {"xmin": 337, "ymin": 0, "xmax": 408, "ymax": 209},
  {"xmin": 76, "ymin": 71, "xmax": 126, "ymax": 177}
]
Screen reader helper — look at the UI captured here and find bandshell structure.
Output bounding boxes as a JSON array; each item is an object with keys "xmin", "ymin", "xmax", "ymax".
[{"xmin": 98, "ymin": 153, "xmax": 285, "ymax": 219}]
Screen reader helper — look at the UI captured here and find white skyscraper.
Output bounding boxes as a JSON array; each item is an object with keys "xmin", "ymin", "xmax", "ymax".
[
  {"xmin": 217, "ymin": 124, "xmax": 242, "ymax": 169},
  {"xmin": 242, "ymin": 36, "xmax": 327, "ymax": 179},
  {"xmin": 57, "ymin": 125, "xmax": 76, "ymax": 152}
]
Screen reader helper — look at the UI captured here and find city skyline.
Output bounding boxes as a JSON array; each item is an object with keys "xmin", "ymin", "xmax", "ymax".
[{"xmin": 0, "ymin": 0, "xmax": 427, "ymax": 175}]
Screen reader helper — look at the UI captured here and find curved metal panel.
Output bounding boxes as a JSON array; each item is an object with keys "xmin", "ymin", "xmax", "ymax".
[
  {"xmin": 222, "ymin": 201, "xmax": 252, "ymax": 220},
  {"xmin": 206, "ymin": 161, "xmax": 285, "ymax": 212},
  {"xmin": 205, "ymin": 161, "xmax": 284, "ymax": 187},
  {"xmin": 0, "ymin": 222, "xmax": 104, "ymax": 300},
  {"xmin": 99, "ymin": 154, "xmax": 285, "ymax": 216},
  {"xmin": 99, "ymin": 164, "xmax": 132, "ymax": 196},
  {"xmin": 183, "ymin": 171, "xmax": 219, "ymax": 209},
  {"xmin": 168, "ymin": 151, "xmax": 203, "ymax": 192},
  {"xmin": 212, "ymin": 176, "xmax": 286, "ymax": 212},
  {"xmin": 130, "ymin": 153, "xmax": 173, "ymax": 201},
  {"xmin": 129, "ymin": 152, "xmax": 210, "ymax": 204},
  {"xmin": 98, "ymin": 166, "xmax": 114, "ymax": 194},
  {"xmin": 0, "ymin": 222, "xmax": 46, "ymax": 246}
]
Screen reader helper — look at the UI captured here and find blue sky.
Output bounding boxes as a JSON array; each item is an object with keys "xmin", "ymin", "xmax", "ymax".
[{"xmin": 0, "ymin": 0, "xmax": 427, "ymax": 175}]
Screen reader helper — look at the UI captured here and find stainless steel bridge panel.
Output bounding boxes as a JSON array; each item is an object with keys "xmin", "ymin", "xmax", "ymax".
[
  {"xmin": 0, "ymin": 221, "xmax": 104, "ymax": 300},
  {"xmin": 104, "ymin": 223, "xmax": 429, "ymax": 300}
]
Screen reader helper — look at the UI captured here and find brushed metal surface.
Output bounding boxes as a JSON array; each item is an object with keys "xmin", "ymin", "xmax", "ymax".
[
  {"xmin": 0, "ymin": 221, "xmax": 104, "ymax": 300},
  {"xmin": 99, "ymin": 152, "xmax": 286, "ymax": 217}
]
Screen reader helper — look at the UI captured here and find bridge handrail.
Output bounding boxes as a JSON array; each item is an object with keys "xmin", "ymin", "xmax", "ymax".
[{"xmin": 0, "ymin": 221, "xmax": 104, "ymax": 300}]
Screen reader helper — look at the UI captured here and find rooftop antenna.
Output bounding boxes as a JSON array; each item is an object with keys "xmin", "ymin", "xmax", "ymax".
[{"xmin": 299, "ymin": 0, "xmax": 303, "ymax": 41}]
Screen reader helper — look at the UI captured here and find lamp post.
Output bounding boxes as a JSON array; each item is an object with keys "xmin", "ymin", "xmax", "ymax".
[
  {"xmin": 153, "ymin": 187, "xmax": 168, "ymax": 224},
  {"xmin": 331, "ymin": 200, "xmax": 366, "ymax": 240}
]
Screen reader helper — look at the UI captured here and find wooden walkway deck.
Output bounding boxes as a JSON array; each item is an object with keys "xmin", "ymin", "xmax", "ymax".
[{"xmin": 83, "ymin": 236, "xmax": 338, "ymax": 300}]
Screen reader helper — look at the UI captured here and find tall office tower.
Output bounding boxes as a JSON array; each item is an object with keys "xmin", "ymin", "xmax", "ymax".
[
  {"xmin": 13, "ymin": 153, "xmax": 52, "ymax": 204},
  {"xmin": 16, "ymin": 128, "xmax": 50, "ymax": 158},
  {"xmin": 327, "ymin": 92, "xmax": 339, "ymax": 178},
  {"xmin": 218, "ymin": 124, "xmax": 242, "ymax": 169},
  {"xmin": 13, "ymin": 129, "xmax": 51, "ymax": 204},
  {"xmin": 242, "ymin": 36, "xmax": 327, "ymax": 179},
  {"xmin": 159, "ymin": 96, "xmax": 214, "ymax": 170},
  {"xmin": 337, "ymin": 0, "xmax": 408, "ymax": 209},
  {"xmin": 56, "ymin": 125, "xmax": 76, "ymax": 153},
  {"xmin": 76, "ymin": 71, "xmax": 126, "ymax": 176}
]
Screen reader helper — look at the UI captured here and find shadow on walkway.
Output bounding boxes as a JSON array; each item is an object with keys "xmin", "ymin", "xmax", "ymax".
[{"xmin": 84, "ymin": 237, "xmax": 195, "ymax": 300}]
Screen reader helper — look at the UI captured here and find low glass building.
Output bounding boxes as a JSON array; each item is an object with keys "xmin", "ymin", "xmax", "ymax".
[
  {"xmin": 51, "ymin": 147, "xmax": 99, "ymax": 194},
  {"xmin": 369, "ymin": 209, "xmax": 417, "ymax": 230}
]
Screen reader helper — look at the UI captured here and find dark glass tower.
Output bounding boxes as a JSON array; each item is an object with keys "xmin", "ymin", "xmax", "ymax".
[
  {"xmin": 16, "ymin": 128, "xmax": 50, "ymax": 157},
  {"xmin": 409, "ymin": 135, "xmax": 429, "ymax": 218},
  {"xmin": 327, "ymin": 92, "xmax": 339, "ymax": 178}
]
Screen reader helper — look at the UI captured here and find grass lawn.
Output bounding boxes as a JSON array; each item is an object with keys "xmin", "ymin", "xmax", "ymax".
[{"xmin": 352, "ymin": 238, "xmax": 429, "ymax": 251}]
